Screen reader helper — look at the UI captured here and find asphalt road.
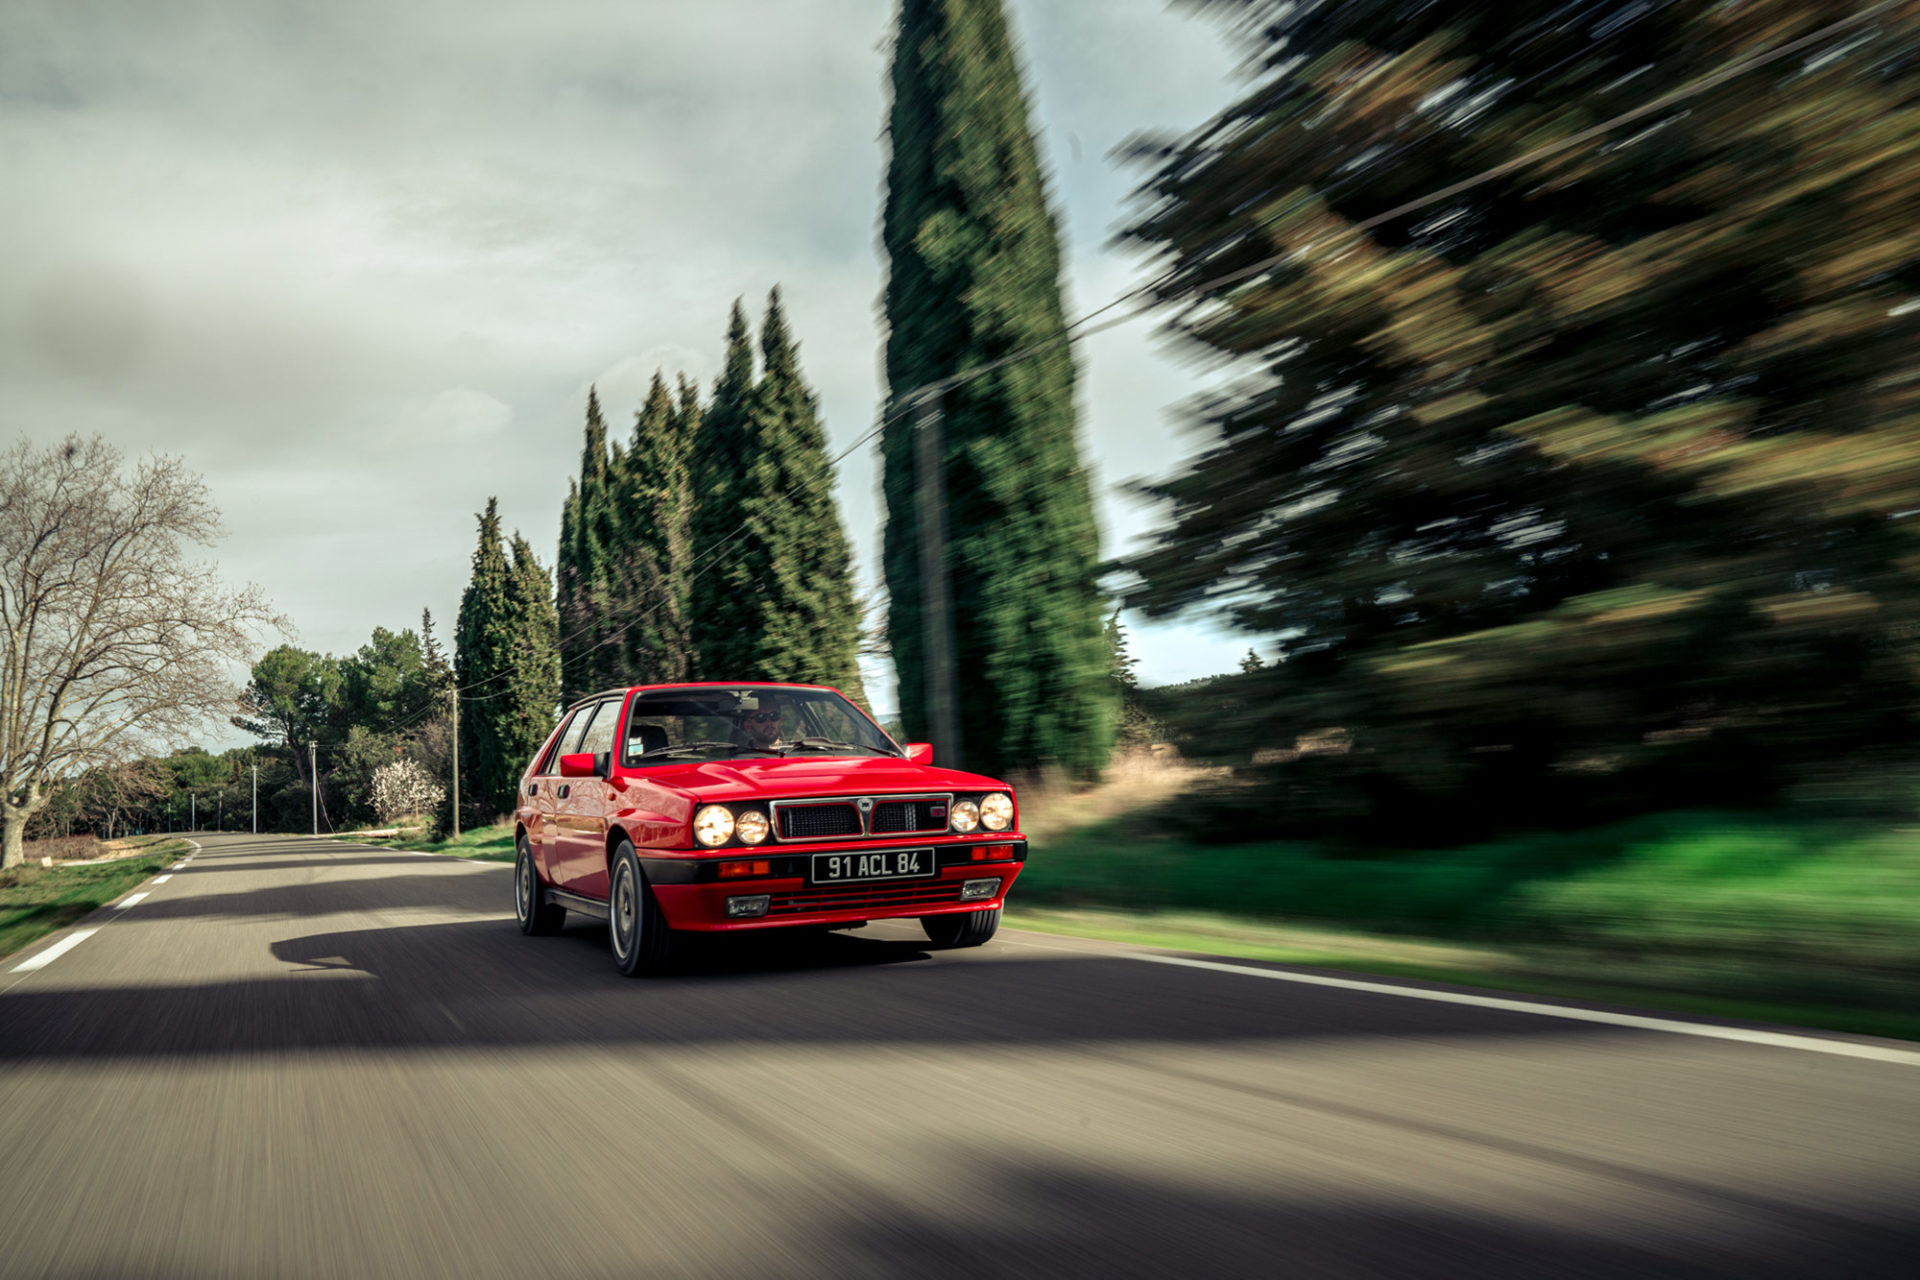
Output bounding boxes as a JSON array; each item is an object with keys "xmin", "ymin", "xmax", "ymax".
[{"xmin": 2, "ymin": 833, "xmax": 1916, "ymax": 1279}]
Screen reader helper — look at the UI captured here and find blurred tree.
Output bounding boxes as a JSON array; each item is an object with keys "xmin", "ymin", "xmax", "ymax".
[
  {"xmin": 1106, "ymin": 610, "xmax": 1158, "ymax": 748},
  {"xmin": 689, "ymin": 300, "xmax": 760, "ymax": 679},
  {"xmin": 1124, "ymin": 0, "xmax": 1920, "ymax": 832},
  {"xmin": 881, "ymin": 0, "xmax": 1116, "ymax": 777}
]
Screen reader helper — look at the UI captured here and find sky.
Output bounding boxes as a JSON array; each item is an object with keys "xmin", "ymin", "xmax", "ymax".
[{"xmin": 1, "ymin": 0, "xmax": 1253, "ymax": 739}]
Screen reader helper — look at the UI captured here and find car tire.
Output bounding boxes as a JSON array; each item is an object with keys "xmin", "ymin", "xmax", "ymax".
[
  {"xmin": 922, "ymin": 906, "xmax": 1000, "ymax": 949},
  {"xmin": 609, "ymin": 841, "xmax": 678, "ymax": 976},
  {"xmin": 515, "ymin": 836, "xmax": 566, "ymax": 936}
]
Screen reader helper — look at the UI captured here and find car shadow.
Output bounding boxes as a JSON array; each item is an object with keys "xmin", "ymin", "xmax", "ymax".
[{"xmin": 0, "ymin": 910, "xmax": 1627, "ymax": 1062}]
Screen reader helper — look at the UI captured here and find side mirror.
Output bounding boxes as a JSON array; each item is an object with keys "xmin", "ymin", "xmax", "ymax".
[
  {"xmin": 559, "ymin": 752, "xmax": 597, "ymax": 778},
  {"xmin": 904, "ymin": 742, "xmax": 933, "ymax": 765}
]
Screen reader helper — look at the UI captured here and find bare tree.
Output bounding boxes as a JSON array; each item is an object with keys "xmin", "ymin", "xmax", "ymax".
[{"xmin": 0, "ymin": 436, "xmax": 280, "ymax": 867}]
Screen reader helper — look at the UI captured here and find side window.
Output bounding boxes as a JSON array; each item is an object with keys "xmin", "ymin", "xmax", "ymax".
[
  {"xmin": 577, "ymin": 700, "xmax": 619, "ymax": 760},
  {"xmin": 535, "ymin": 712, "xmax": 577, "ymax": 776},
  {"xmin": 562, "ymin": 705, "xmax": 600, "ymax": 755}
]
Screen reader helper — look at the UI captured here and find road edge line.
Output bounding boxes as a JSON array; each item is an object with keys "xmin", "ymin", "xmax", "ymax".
[{"xmin": 1129, "ymin": 953, "xmax": 1920, "ymax": 1068}]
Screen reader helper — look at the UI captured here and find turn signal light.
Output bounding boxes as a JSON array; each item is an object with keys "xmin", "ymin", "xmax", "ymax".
[
  {"xmin": 970, "ymin": 846, "xmax": 1013, "ymax": 861},
  {"xmin": 719, "ymin": 860, "xmax": 771, "ymax": 879}
]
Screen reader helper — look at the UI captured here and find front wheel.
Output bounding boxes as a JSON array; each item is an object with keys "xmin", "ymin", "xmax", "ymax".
[
  {"xmin": 922, "ymin": 906, "xmax": 1000, "ymax": 949},
  {"xmin": 609, "ymin": 842, "xmax": 679, "ymax": 976},
  {"xmin": 515, "ymin": 837, "xmax": 565, "ymax": 936}
]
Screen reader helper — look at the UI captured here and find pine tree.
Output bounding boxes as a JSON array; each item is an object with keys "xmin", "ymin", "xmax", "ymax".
[
  {"xmin": 616, "ymin": 372, "xmax": 694, "ymax": 683},
  {"xmin": 882, "ymin": 0, "xmax": 1115, "ymax": 776},
  {"xmin": 1123, "ymin": 0, "xmax": 1920, "ymax": 829},
  {"xmin": 731, "ymin": 289, "xmax": 867, "ymax": 699},
  {"xmin": 689, "ymin": 300, "xmax": 759, "ymax": 678}
]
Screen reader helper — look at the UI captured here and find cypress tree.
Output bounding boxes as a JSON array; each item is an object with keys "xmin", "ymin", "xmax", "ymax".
[
  {"xmin": 503, "ymin": 531, "xmax": 563, "ymax": 789},
  {"xmin": 560, "ymin": 387, "xmax": 624, "ymax": 701},
  {"xmin": 617, "ymin": 372, "xmax": 694, "ymax": 683},
  {"xmin": 882, "ymin": 0, "xmax": 1115, "ymax": 776},
  {"xmin": 454, "ymin": 500, "xmax": 515, "ymax": 817},
  {"xmin": 732, "ymin": 289, "xmax": 867, "ymax": 699},
  {"xmin": 554, "ymin": 478, "xmax": 581, "ymax": 695},
  {"xmin": 688, "ymin": 300, "xmax": 759, "ymax": 678}
]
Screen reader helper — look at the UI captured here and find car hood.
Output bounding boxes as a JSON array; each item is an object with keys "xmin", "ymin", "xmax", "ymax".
[{"xmin": 629, "ymin": 755, "xmax": 1011, "ymax": 803}]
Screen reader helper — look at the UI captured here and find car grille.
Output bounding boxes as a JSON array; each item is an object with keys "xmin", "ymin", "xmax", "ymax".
[
  {"xmin": 777, "ymin": 803, "xmax": 863, "ymax": 839},
  {"xmin": 869, "ymin": 799, "xmax": 947, "ymax": 834},
  {"xmin": 765, "ymin": 881, "xmax": 964, "ymax": 916}
]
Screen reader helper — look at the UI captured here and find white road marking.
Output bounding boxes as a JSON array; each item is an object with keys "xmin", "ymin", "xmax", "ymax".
[
  {"xmin": 115, "ymin": 892, "xmax": 149, "ymax": 910},
  {"xmin": 168, "ymin": 864, "xmax": 185, "ymax": 870},
  {"xmin": 152, "ymin": 874, "xmax": 171, "ymax": 884},
  {"xmin": 409, "ymin": 851, "xmax": 438, "ymax": 857},
  {"xmin": 1131, "ymin": 954, "xmax": 1920, "ymax": 1068},
  {"xmin": 10, "ymin": 929, "xmax": 99, "ymax": 972}
]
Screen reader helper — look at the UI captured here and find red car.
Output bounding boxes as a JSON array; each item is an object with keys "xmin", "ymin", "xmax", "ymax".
[{"xmin": 511, "ymin": 681, "xmax": 1025, "ymax": 975}]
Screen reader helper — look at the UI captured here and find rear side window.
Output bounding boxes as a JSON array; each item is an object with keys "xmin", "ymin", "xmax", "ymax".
[
  {"xmin": 534, "ymin": 711, "xmax": 577, "ymax": 776},
  {"xmin": 577, "ymin": 700, "xmax": 620, "ymax": 759}
]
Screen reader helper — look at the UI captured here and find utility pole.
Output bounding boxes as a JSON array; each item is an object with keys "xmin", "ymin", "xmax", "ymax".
[
  {"xmin": 190, "ymin": 792, "xmax": 195, "ymax": 831},
  {"xmin": 450, "ymin": 688, "xmax": 461, "ymax": 840},
  {"xmin": 251, "ymin": 763, "xmax": 257, "ymax": 834},
  {"xmin": 309, "ymin": 740, "xmax": 318, "ymax": 836},
  {"xmin": 915, "ymin": 390, "xmax": 963, "ymax": 769}
]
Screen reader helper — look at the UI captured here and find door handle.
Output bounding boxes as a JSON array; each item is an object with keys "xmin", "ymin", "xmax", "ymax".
[{"xmin": 557, "ymin": 784, "xmax": 571, "ymax": 799}]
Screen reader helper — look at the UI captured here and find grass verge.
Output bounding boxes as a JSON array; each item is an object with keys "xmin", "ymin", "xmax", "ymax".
[
  {"xmin": 0, "ymin": 840, "xmax": 191, "ymax": 962},
  {"xmin": 1013, "ymin": 811, "xmax": 1920, "ymax": 1041},
  {"xmin": 1003, "ymin": 907, "xmax": 1920, "ymax": 1043},
  {"xmin": 335, "ymin": 823, "xmax": 517, "ymax": 862}
]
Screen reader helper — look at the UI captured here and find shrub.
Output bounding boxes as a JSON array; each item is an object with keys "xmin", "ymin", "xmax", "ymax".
[{"xmin": 369, "ymin": 759, "xmax": 445, "ymax": 827}]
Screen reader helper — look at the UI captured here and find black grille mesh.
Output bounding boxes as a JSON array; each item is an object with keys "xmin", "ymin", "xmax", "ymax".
[
  {"xmin": 870, "ymin": 800, "xmax": 945, "ymax": 834},
  {"xmin": 778, "ymin": 803, "xmax": 862, "ymax": 839}
]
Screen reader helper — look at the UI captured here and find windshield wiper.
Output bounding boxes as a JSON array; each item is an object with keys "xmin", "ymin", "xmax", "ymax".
[
  {"xmin": 781, "ymin": 737, "xmax": 902, "ymax": 757},
  {"xmin": 633, "ymin": 741, "xmax": 781, "ymax": 759}
]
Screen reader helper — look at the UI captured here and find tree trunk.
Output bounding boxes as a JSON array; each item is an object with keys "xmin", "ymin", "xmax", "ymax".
[{"xmin": 2, "ymin": 804, "xmax": 29, "ymax": 869}]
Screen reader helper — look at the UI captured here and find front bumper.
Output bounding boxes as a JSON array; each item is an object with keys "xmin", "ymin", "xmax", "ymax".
[{"xmin": 642, "ymin": 838, "xmax": 1027, "ymax": 931}]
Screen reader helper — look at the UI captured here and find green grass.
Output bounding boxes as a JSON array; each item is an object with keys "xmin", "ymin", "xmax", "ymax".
[
  {"xmin": 1005, "ymin": 907, "xmax": 1920, "ymax": 1043},
  {"xmin": 336, "ymin": 823, "xmax": 517, "ymax": 862},
  {"xmin": 1013, "ymin": 811, "xmax": 1920, "ymax": 1034},
  {"xmin": 0, "ymin": 841, "xmax": 191, "ymax": 961}
]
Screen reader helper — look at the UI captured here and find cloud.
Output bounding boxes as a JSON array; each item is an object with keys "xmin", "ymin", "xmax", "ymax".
[{"xmin": 0, "ymin": 0, "xmax": 1241, "ymax": 730}]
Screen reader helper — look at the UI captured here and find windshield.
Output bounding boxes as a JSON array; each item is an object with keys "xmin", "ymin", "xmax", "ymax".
[{"xmin": 617, "ymin": 685, "xmax": 901, "ymax": 768}]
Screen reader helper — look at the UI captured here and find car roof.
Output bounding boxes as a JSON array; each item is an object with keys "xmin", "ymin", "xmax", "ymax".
[{"xmin": 564, "ymin": 681, "xmax": 837, "ymax": 714}]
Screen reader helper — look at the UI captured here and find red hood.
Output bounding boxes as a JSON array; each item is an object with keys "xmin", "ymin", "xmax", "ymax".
[{"xmin": 623, "ymin": 755, "xmax": 1012, "ymax": 804}]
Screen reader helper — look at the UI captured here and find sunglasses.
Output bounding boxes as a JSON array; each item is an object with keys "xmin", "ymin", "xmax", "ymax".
[{"xmin": 745, "ymin": 711, "xmax": 782, "ymax": 724}]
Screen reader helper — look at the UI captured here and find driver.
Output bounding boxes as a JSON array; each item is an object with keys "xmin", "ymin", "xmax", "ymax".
[{"xmin": 732, "ymin": 696, "xmax": 786, "ymax": 750}]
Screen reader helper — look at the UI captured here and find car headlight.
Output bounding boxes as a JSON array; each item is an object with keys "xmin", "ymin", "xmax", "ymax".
[
  {"xmin": 735, "ymin": 810, "xmax": 770, "ymax": 845},
  {"xmin": 980, "ymin": 792, "xmax": 1013, "ymax": 831},
  {"xmin": 950, "ymin": 799, "xmax": 980, "ymax": 833},
  {"xmin": 694, "ymin": 804, "xmax": 735, "ymax": 848}
]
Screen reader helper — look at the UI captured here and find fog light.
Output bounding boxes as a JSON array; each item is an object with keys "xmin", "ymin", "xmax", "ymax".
[
  {"xmin": 959, "ymin": 878, "xmax": 1000, "ymax": 901},
  {"xmin": 725, "ymin": 894, "xmax": 771, "ymax": 918}
]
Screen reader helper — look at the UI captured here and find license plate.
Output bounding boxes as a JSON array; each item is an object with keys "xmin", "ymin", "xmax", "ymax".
[{"xmin": 811, "ymin": 848, "xmax": 937, "ymax": 885}]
